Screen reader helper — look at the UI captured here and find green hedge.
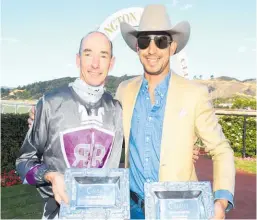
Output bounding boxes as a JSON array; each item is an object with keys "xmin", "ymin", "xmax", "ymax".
[
  {"xmin": 218, "ymin": 115, "xmax": 256, "ymax": 157},
  {"xmin": 1, "ymin": 113, "xmax": 256, "ymax": 172},
  {"xmin": 1, "ymin": 114, "xmax": 28, "ymax": 172}
]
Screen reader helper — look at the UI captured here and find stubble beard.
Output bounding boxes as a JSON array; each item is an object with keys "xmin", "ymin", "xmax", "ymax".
[{"xmin": 143, "ymin": 60, "xmax": 169, "ymax": 76}]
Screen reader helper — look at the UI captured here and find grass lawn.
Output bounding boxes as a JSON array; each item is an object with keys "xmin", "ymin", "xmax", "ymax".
[
  {"xmin": 1, "ymin": 184, "xmax": 43, "ymax": 219},
  {"xmin": 235, "ymin": 157, "xmax": 256, "ymax": 174}
]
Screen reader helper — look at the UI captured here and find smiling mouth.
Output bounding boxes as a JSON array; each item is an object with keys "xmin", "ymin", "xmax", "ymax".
[
  {"xmin": 146, "ymin": 57, "xmax": 160, "ymax": 65},
  {"xmin": 88, "ymin": 71, "xmax": 101, "ymax": 76}
]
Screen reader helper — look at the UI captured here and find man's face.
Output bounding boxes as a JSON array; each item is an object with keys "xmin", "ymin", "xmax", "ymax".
[
  {"xmin": 76, "ymin": 32, "xmax": 115, "ymax": 86},
  {"xmin": 137, "ymin": 33, "xmax": 177, "ymax": 76}
]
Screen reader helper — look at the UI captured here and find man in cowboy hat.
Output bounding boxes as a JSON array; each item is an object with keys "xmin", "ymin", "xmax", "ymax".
[{"xmin": 116, "ymin": 4, "xmax": 235, "ymax": 219}]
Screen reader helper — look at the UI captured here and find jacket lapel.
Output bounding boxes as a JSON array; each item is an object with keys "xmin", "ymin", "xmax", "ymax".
[
  {"xmin": 123, "ymin": 76, "xmax": 143, "ymax": 167},
  {"xmin": 159, "ymin": 73, "xmax": 184, "ymax": 181}
]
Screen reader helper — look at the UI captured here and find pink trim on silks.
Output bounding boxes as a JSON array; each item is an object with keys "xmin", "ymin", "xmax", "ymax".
[{"xmin": 25, "ymin": 164, "xmax": 41, "ymax": 185}]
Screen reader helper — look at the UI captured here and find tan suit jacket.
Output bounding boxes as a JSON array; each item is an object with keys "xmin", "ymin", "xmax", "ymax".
[{"xmin": 115, "ymin": 73, "xmax": 235, "ymax": 195}]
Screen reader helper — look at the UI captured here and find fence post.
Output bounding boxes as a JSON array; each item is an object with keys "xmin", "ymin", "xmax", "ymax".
[{"xmin": 242, "ymin": 115, "xmax": 247, "ymax": 158}]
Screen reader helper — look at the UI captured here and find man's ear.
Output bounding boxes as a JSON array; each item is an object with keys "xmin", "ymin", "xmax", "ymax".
[
  {"xmin": 109, "ymin": 56, "xmax": 116, "ymax": 71},
  {"xmin": 170, "ymin": 41, "xmax": 178, "ymax": 56},
  {"xmin": 76, "ymin": 53, "xmax": 80, "ymax": 68}
]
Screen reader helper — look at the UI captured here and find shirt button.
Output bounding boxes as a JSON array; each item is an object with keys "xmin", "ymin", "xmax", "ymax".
[
  {"xmin": 148, "ymin": 116, "xmax": 152, "ymax": 121},
  {"xmin": 145, "ymin": 158, "xmax": 149, "ymax": 162},
  {"xmin": 146, "ymin": 179, "xmax": 151, "ymax": 183},
  {"xmin": 146, "ymin": 136, "xmax": 150, "ymax": 142}
]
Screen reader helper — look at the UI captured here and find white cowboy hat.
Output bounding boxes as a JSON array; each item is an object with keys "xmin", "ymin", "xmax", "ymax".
[{"xmin": 120, "ymin": 4, "xmax": 190, "ymax": 54}]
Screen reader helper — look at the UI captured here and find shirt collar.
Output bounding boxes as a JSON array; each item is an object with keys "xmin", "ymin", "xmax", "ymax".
[{"xmin": 141, "ymin": 71, "xmax": 171, "ymax": 98}]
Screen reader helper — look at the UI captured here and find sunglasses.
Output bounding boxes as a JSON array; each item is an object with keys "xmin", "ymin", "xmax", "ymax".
[{"xmin": 137, "ymin": 35, "xmax": 173, "ymax": 50}]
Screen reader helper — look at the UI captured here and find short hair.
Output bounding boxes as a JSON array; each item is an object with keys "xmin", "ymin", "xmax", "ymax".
[{"xmin": 78, "ymin": 31, "xmax": 113, "ymax": 57}]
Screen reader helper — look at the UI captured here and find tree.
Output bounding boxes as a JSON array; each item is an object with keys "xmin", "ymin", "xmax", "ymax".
[
  {"xmin": 199, "ymin": 75, "xmax": 203, "ymax": 80},
  {"xmin": 210, "ymin": 75, "xmax": 214, "ymax": 80}
]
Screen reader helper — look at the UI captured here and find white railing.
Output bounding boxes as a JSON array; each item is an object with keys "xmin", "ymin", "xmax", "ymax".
[{"xmin": 0, "ymin": 101, "xmax": 36, "ymax": 114}]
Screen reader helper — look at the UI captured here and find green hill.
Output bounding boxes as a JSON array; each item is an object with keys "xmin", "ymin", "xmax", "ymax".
[{"xmin": 2, "ymin": 75, "xmax": 137, "ymax": 100}]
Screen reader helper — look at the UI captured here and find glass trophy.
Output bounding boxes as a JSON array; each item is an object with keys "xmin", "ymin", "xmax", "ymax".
[
  {"xmin": 59, "ymin": 168, "xmax": 130, "ymax": 219},
  {"xmin": 144, "ymin": 181, "xmax": 214, "ymax": 219}
]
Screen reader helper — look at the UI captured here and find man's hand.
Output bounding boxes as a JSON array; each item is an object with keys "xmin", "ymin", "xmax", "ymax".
[
  {"xmin": 211, "ymin": 199, "xmax": 228, "ymax": 220},
  {"xmin": 28, "ymin": 106, "xmax": 35, "ymax": 128},
  {"xmin": 192, "ymin": 146, "xmax": 200, "ymax": 163},
  {"xmin": 44, "ymin": 172, "xmax": 69, "ymax": 205}
]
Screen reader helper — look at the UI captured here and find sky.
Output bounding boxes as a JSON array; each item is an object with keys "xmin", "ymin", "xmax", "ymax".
[{"xmin": 1, "ymin": 0, "xmax": 256, "ymax": 87}]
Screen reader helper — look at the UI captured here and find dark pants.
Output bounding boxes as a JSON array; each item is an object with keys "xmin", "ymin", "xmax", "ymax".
[{"xmin": 130, "ymin": 198, "xmax": 145, "ymax": 219}]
